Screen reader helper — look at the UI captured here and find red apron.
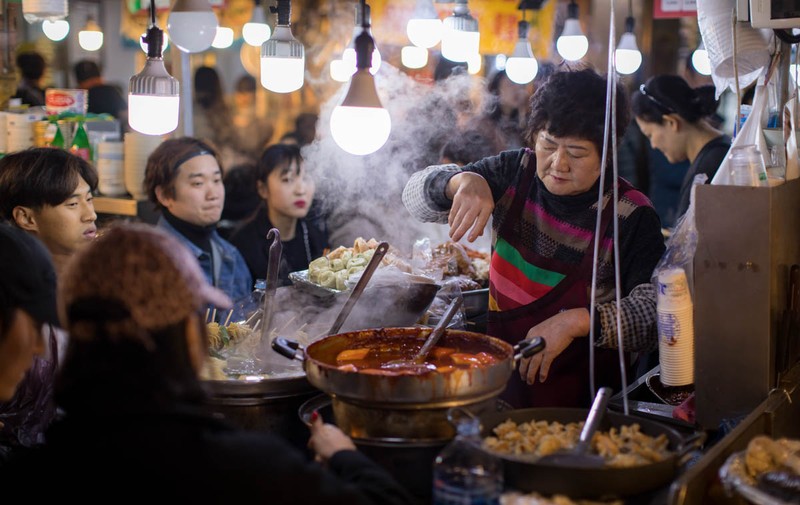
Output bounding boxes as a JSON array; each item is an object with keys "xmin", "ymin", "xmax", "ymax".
[{"xmin": 487, "ymin": 154, "xmax": 629, "ymax": 408}]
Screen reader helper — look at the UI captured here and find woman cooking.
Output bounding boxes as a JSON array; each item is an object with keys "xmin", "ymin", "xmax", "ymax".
[{"xmin": 403, "ymin": 68, "xmax": 665, "ymax": 408}]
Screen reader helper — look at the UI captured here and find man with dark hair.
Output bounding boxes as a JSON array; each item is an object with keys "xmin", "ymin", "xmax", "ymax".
[
  {"xmin": 0, "ymin": 148, "xmax": 98, "ymax": 275},
  {"xmin": 73, "ymin": 59, "xmax": 127, "ymax": 121},
  {"xmin": 13, "ymin": 52, "xmax": 46, "ymax": 106}
]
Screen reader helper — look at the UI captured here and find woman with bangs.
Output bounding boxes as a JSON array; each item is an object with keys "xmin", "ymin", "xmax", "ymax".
[
  {"xmin": 403, "ymin": 68, "xmax": 666, "ymax": 408},
  {"xmin": 230, "ymin": 144, "xmax": 328, "ymax": 285}
]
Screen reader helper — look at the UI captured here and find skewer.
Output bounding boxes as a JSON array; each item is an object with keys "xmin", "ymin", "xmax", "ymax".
[
  {"xmin": 211, "ymin": 308, "xmax": 217, "ymax": 323},
  {"xmin": 252, "ymin": 318, "xmax": 262, "ymax": 332},
  {"xmin": 205, "ymin": 308, "xmax": 210, "ymax": 324},
  {"xmin": 224, "ymin": 310, "xmax": 233, "ymax": 327},
  {"xmin": 244, "ymin": 309, "xmax": 261, "ymax": 327}
]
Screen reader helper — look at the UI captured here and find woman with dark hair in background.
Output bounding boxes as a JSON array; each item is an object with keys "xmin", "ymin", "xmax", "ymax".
[
  {"xmin": 404, "ymin": 68, "xmax": 665, "ymax": 408},
  {"xmin": 193, "ymin": 66, "xmax": 245, "ymax": 168},
  {"xmin": 230, "ymin": 144, "xmax": 328, "ymax": 284},
  {"xmin": 633, "ymin": 74, "xmax": 730, "ymax": 218}
]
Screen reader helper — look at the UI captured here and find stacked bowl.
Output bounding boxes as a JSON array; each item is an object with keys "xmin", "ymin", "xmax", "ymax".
[{"xmin": 124, "ymin": 132, "xmax": 163, "ymax": 200}]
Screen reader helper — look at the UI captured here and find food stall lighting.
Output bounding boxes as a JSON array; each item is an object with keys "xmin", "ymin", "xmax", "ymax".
[
  {"xmin": 167, "ymin": 0, "xmax": 218, "ymax": 54},
  {"xmin": 330, "ymin": 59, "xmax": 351, "ymax": 82},
  {"xmin": 78, "ymin": 17, "xmax": 104, "ymax": 52},
  {"xmin": 556, "ymin": 1, "xmax": 588, "ymax": 61},
  {"xmin": 342, "ymin": 3, "xmax": 381, "ymax": 76},
  {"xmin": 406, "ymin": 0, "xmax": 442, "ymax": 49},
  {"xmin": 330, "ymin": 12, "xmax": 391, "ymax": 156},
  {"xmin": 140, "ymin": 31, "xmax": 169, "ymax": 54},
  {"xmin": 441, "ymin": 0, "xmax": 479, "ymax": 63},
  {"xmin": 505, "ymin": 19, "xmax": 538, "ymax": 84},
  {"xmin": 129, "ymin": 3, "xmax": 180, "ymax": 136},
  {"xmin": 495, "ymin": 53, "xmax": 507, "ymax": 71},
  {"xmin": 260, "ymin": 0, "xmax": 304, "ymax": 93},
  {"xmin": 242, "ymin": 0, "xmax": 271, "ymax": 47},
  {"xmin": 614, "ymin": 17, "xmax": 641, "ymax": 75},
  {"xmin": 467, "ymin": 52, "xmax": 482, "ymax": 74},
  {"xmin": 691, "ymin": 40, "xmax": 712, "ymax": 76},
  {"xmin": 211, "ymin": 26, "xmax": 234, "ymax": 48},
  {"xmin": 42, "ymin": 19, "xmax": 69, "ymax": 41},
  {"xmin": 401, "ymin": 46, "xmax": 428, "ymax": 69}
]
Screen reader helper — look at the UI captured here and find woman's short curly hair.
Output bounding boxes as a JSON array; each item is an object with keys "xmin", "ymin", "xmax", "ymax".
[{"xmin": 525, "ymin": 68, "xmax": 629, "ymax": 156}]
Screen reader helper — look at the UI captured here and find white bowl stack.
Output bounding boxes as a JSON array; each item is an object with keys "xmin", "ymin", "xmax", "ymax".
[
  {"xmin": 124, "ymin": 132, "xmax": 163, "ymax": 200},
  {"xmin": 0, "ymin": 112, "xmax": 8, "ymax": 154},
  {"xmin": 6, "ymin": 112, "xmax": 39, "ymax": 153},
  {"xmin": 97, "ymin": 140, "xmax": 126, "ymax": 197},
  {"xmin": 656, "ymin": 267, "xmax": 695, "ymax": 386}
]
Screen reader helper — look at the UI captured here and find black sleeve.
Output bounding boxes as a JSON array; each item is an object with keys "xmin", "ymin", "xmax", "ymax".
[
  {"xmin": 618, "ymin": 205, "xmax": 666, "ymax": 294},
  {"xmin": 328, "ymin": 450, "xmax": 419, "ymax": 505}
]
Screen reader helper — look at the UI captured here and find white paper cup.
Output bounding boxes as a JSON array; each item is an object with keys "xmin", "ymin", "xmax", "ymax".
[
  {"xmin": 658, "ymin": 304, "xmax": 694, "ymax": 386},
  {"xmin": 657, "ymin": 268, "xmax": 692, "ymax": 311}
]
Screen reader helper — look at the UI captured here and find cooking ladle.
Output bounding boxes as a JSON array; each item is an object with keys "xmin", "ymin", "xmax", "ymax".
[
  {"xmin": 537, "ymin": 386, "xmax": 612, "ymax": 468},
  {"xmin": 258, "ymin": 228, "xmax": 281, "ymax": 342},
  {"xmin": 326, "ymin": 242, "xmax": 389, "ymax": 336},
  {"xmin": 384, "ymin": 297, "xmax": 462, "ymax": 370}
]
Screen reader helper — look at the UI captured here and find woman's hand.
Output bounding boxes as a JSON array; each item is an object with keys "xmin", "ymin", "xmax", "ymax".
[
  {"xmin": 446, "ymin": 172, "xmax": 494, "ymax": 243},
  {"xmin": 308, "ymin": 411, "xmax": 357, "ymax": 464},
  {"xmin": 518, "ymin": 308, "xmax": 590, "ymax": 384}
]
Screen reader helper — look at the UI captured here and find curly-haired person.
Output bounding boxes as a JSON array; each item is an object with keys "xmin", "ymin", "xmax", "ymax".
[{"xmin": 403, "ymin": 68, "xmax": 665, "ymax": 409}]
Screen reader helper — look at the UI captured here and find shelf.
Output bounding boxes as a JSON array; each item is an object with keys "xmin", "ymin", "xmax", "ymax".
[{"xmin": 93, "ymin": 196, "xmax": 139, "ymax": 216}]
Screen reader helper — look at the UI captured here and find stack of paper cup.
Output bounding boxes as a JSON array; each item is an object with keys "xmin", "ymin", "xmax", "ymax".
[
  {"xmin": 656, "ymin": 267, "xmax": 694, "ymax": 386},
  {"xmin": 124, "ymin": 132, "xmax": 163, "ymax": 200},
  {"xmin": 97, "ymin": 141, "xmax": 126, "ymax": 197},
  {"xmin": 6, "ymin": 113, "xmax": 38, "ymax": 153}
]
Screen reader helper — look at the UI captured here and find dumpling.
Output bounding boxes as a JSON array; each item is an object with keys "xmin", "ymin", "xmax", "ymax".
[{"xmin": 319, "ymin": 270, "xmax": 337, "ymax": 288}]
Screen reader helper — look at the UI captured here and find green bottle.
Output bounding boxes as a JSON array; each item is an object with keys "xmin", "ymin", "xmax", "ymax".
[
  {"xmin": 48, "ymin": 115, "xmax": 64, "ymax": 149},
  {"xmin": 69, "ymin": 118, "xmax": 91, "ymax": 161}
]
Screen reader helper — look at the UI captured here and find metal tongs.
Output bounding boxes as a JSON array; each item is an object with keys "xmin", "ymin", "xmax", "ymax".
[
  {"xmin": 258, "ymin": 228, "xmax": 282, "ymax": 343},
  {"xmin": 327, "ymin": 242, "xmax": 389, "ymax": 335}
]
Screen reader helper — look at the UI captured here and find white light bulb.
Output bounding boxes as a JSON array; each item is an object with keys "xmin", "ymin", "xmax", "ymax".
[
  {"xmin": 495, "ymin": 53, "xmax": 507, "ymax": 71},
  {"xmin": 330, "ymin": 59, "xmax": 351, "ymax": 82},
  {"xmin": 211, "ymin": 26, "xmax": 234, "ymax": 48},
  {"xmin": 441, "ymin": 22, "xmax": 479, "ymax": 63},
  {"xmin": 343, "ymin": 29, "xmax": 382, "ymax": 76},
  {"xmin": 141, "ymin": 32, "xmax": 169, "ymax": 54},
  {"xmin": 614, "ymin": 32, "xmax": 641, "ymax": 75},
  {"xmin": 168, "ymin": 0, "xmax": 218, "ymax": 53},
  {"xmin": 407, "ymin": 18, "xmax": 442, "ymax": 49},
  {"xmin": 467, "ymin": 52, "xmax": 482, "ymax": 74},
  {"xmin": 331, "ymin": 105, "xmax": 391, "ymax": 156},
  {"xmin": 260, "ymin": 25, "xmax": 305, "ymax": 93},
  {"xmin": 401, "ymin": 46, "xmax": 428, "ymax": 69},
  {"xmin": 505, "ymin": 39, "xmax": 537, "ymax": 84},
  {"xmin": 556, "ymin": 18, "xmax": 588, "ymax": 61},
  {"xmin": 242, "ymin": 5, "xmax": 271, "ymax": 46},
  {"xmin": 128, "ymin": 94, "xmax": 179, "ymax": 135},
  {"xmin": 42, "ymin": 19, "xmax": 69, "ymax": 41},
  {"xmin": 691, "ymin": 47, "xmax": 711, "ymax": 76},
  {"xmin": 79, "ymin": 30, "xmax": 103, "ymax": 51}
]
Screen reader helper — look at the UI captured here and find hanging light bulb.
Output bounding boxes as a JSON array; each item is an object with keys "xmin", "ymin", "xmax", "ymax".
[
  {"xmin": 261, "ymin": 0, "xmax": 304, "ymax": 93},
  {"xmin": 211, "ymin": 26, "xmax": 234, "ymax": 48},
  {"xmin": 614, "ymin": 16, "xmax": 641, "ymax": 75},
  {"xmin": 78, "ymin": 17, "xmax": 104, "ymax": 52},
  {"xmin": 168, "ymin": 0, "xmax": 218, "ymax": 53},
  {"xmin": 467, "ymin": 52, "xmax": 482, "ymax": 74},
  {"xmin": 141, "ymin": 31, "xmax": 169, "ymax": 54},
  {"xmin": 407, "ymin": 0, "xmax": 442, "ymax": 49},
  {"xmin": 342, "ymin": 3, "xmax": 381, "ymax": 76},
  {"xmin": 330, "ymin": 3, "xmax": 391, "ymax": 156},
  {"xmin": 129, "ymin": 2, "xmax": 180, "ymax": 136},
  {"xmin": 330, "ymin": 59, "xmax": 351, "ymax": 82},
  {"xmin": 22, "ymin": 0, "xmax": 67, "ymax": 23},
  {"xmin": 441, "ymin": 0, "xmax": 479, "ymax": 63},
  {"xmin": 556, "ymin": 0, "xmax": 588, "ymax": 61},
  {"xmin": 243, "ymin": 0, "xmax": 271, "ymax": 47},
  {"xmin": 42, "ymin": 19, "xmax": 69, "ymax": 41},
  {"xmin": 401, "ymin": 46, "xmax": 428, "ymax": 69},
  {"xmin": 691, "ymin": 40, "xmax": 711, "ymax": 76},
  {"xmin": 505, "ymin": 18, "xmax": 538, "ymax": 85}
]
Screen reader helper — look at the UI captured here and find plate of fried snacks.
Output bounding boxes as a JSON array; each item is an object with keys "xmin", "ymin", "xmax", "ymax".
[{"xmin": 719, "ymin": 435, "xmax": 800, "ymax": 505}]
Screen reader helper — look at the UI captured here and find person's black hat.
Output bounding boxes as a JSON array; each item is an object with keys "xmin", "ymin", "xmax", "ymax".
[{"xmin": 0, "ymin": 223, "xmax": 59, "ymax": 327}]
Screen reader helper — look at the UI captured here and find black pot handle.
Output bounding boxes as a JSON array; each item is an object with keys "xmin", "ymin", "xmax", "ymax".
[
  {"xmin": 676, "ymin": 432, "xmax": 707, "ymax": 466},
  {"xmin": 514, "ymin": 336, "xmax": 546, "ymax": 363},
  {"xmin": 272, "ymin": 337, "xmax": 305, "ymax": 361}
]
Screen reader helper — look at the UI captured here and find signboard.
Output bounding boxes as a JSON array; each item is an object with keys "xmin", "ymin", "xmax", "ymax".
[{"xmin": 654, "ymin": 0, "xmax": 698, "ymax": 19}]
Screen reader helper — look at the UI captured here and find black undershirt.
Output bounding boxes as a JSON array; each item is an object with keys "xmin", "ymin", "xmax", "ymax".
[{"xmin": 162, "ymin": 209, "xmax": 215, "ymax": 254}]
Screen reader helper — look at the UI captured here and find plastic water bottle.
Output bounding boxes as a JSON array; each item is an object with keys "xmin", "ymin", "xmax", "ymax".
[{"xmin": 432, "ymin": 415, "xmax": 503, "ymax": 505}]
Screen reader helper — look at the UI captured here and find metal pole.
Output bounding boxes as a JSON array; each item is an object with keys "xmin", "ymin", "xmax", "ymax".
[{"xmin": 181, "ymin": 50, "xmax": 193, "ymax": 136}]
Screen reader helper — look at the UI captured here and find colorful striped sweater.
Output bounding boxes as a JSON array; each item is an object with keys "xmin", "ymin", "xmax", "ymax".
[{"xmin": 402, "ymin": 149, "xmax": 665, "ymax": 352}]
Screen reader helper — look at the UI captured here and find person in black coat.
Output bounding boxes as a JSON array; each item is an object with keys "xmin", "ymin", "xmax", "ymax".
[
  {"xmin": 230, "ymin": 144, "xmax": 328, "ymax": 285},
  {"xmin": 0, "ymin": 224, "xmax": 414, "ymax": 505}
]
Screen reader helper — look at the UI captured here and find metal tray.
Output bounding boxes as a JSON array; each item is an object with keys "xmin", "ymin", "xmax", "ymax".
[
  {"xmin": 719, "ymin": 451, "xmax": 794, "ymax": 505},
  {"xmin": 288, "ymin": 269, "xmax": 341, "ymax": 301}
]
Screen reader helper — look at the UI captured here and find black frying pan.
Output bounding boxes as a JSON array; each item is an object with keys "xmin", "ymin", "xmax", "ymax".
[{"xmin": 477, "ymin": 408, "xmax": 704, "ymax": 498}]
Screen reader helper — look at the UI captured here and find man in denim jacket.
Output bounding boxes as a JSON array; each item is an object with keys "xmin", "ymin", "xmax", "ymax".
[{"xmin": 144, "ymin": 138, "xmax": 252, "ymax": 306}]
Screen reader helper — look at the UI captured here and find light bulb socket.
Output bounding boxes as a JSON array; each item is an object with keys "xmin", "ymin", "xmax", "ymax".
[
  {"xmin": 567, "ymin": 1, "xmax": 579, "ymax": 20},
  {"xmin": 444, "ymin": 10, "xmax": 478, "ymax": 32},
  {"xmin": 355, "ymin": 3, "xmax": 372, "ymax": 27},
  {"xmin": 453, "ymin": 0, "xmax": 469, "ymax": 15},
  {"xmin": 129, "ymin": 58, "xmax": 179, "ymax": 97},
  {"xmin": 270, "ymin": 0, "xmax": 291, "ymax": 26},
  {"xmin": 340, "ymin": 70, "xmax": 382, "ymax": 108},
  {"xmin": 83, "ymin": 17, "xmax": 101, "ymax": 32},
  {"xmin": 518, "ymin": 20, "xmax": 530, "ymax": 39},
  {"xmin": 261, "ymin": 25, "xmax": 303, "ymax": 58},
  {"xmin": 354, "ymin": 29, "xmax": 375, "ymax": 70},
  {"xmin": 625, "ymin": 16, "xmax": 634, "ymax": 34},
  {"xmin": 142, "ymin": 24, "xmax": 165, "ymax": 58}
]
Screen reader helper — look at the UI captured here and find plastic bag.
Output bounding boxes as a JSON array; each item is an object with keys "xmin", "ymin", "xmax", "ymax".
[
  {"xmin": 712, "ymin": 80, "xmax": 770, "ymax": 186},
  {"xmin": 425, "ymin": 280, "xmax": 467, "ymax": 330},
  {"xmin": 785, "ymin": 96, "xmax": 800, "ymax": 181}
]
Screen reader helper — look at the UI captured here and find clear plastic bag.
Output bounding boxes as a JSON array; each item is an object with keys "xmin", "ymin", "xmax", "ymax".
[{"xmin": 426, "ymin": 280, "xmax": 467, "ymax": 329}]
